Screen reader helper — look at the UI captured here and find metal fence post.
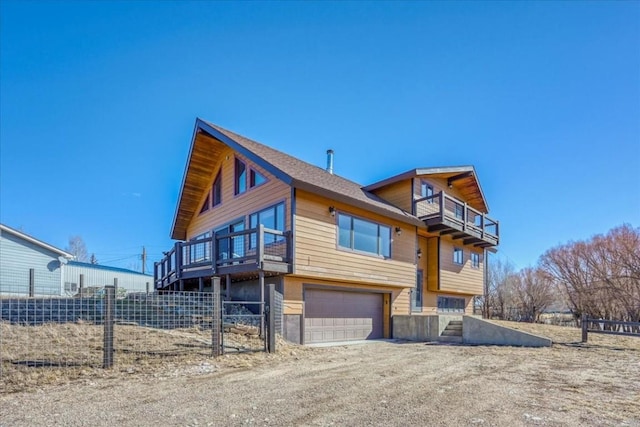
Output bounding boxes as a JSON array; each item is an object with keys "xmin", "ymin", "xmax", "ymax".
[
  {"xmin": 581, "ymin": 313, "xmax": 588, "ymax": 343},
  {"xmin": 29, "ymin": 269, "xmax": 35, "ymax": 297},
  {"xmin": 103, "ymin": 285, "xmax": 115, "ymax": 368},
  {"xmin": 211, "ymin": 277, "xmax": 221, "ymax": 357},
  {"xmin": 267, "ymin": 283, "xmax": 276, "ymax": 353}
]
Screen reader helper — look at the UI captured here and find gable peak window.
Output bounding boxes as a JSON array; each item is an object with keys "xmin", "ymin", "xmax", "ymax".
[
  {"xmin": 234, "ymin": 158, "xmax": 247, "ymax": 195},
  {"xmin": 199, "ymin": 194, "xmax": 210, "ymax": 214},
  {"xmin": 250, "ymin": 169, "xmax": 267, "ymax": 188},
  {"xmin": 212, "ymin": 170, "xmax": 222, "ymax": 207}
]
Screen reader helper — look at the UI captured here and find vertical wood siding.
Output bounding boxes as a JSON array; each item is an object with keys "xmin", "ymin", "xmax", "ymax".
[
  {"xmin": 0, "ymin": 231, "xmax": 62, "ymax": 296},
  {"xmin": 186, "ymin": 147, "xmax": 291, "ymax": 239},
  {"xmin": 426, "ymin": 237, "xmax": 439, "ymax": 292},
  {"xmin": 294, "ymin": 190, "xmax": 416, "ymax": 287}
]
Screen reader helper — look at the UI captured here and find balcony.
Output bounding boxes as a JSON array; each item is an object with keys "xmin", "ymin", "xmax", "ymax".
[
  {"xmin": 154, "ymin": 226, "xmax": 292, "ymax": 290},
  {"xmin": 414, "ymin": 191, "xmax": 499, "ymax": 248}
]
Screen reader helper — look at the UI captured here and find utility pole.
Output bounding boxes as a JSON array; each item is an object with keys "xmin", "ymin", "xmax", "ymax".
[{"xmin": 141, "ymin": 246, "xmax": 146, "ymax": 274}]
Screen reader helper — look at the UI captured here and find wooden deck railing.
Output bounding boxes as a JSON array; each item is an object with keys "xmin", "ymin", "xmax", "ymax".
[
  {"xmin": 154, "ymin": 226, "xmax": 292, "ymax": 289},
  {"xmin": 414, "ymin": 191, "xmax": 499, "ymax": 243}
]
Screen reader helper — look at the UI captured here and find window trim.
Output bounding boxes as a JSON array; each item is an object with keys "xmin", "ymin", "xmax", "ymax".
[
  {"xmin": 248, "ymin": 201, "xmax": 286, "ymax": 249},
  {"xmin": 249, "ymin": 168, "xmax": 268, "ymax": 189},
  {"xmin": 453, "ymin": 247, "xmax": 464, "ymax": 265},
  {"xmin": 336, "ymin": 211, "xmax": 392, "ymax": 258},
  {"xmin": 437, "ymin": 296, "xmax": 466, "ymax": 313},
  {"xmin": 199, "ymin": 194, "xmax": 210, "ymax": 214},
  {"xmin": 420, "ymin": 180, "xmax": 434, "ymax": 203},
  {"xmin": 471, "ymin": 252, "xmax": 480, "ymax": 269},
  {"xmin": 234, "ymin": 157, "xmax": 247, "ymax": 196},
  {"xmin": 212, "ymin": 170, "xmax": 222, "ymax": 207},
  {"xmin": 411, "ymin": 270, "xmax": 424, "ymax": 312}
]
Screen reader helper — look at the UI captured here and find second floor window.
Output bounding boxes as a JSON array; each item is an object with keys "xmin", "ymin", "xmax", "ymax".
[
  {"xmin": 212, "ymin": 170, "xmax": 222, "ymax": 206},
  {"xmin": 338, "ymin": 213, "xmax": 391, "ymax": 258},
  {"xmin": 420, "ymin": 181, "xmax": 434, "ymax": 202},
  {"xmin": 453, "ymin": 247, "xmax": 464, "ymax": 265},
  {"xmin": 235, "ymin": 158, "xmax": 246, "ymax": 195},
  {"xmin": 250, "ymin": 169, "xmax": 267, "ymax": 188},
  {"xmin": 249, "ymin": 202, "xmax": 285, "ymax": 248},
  {"xmin": 471, "ymin": 252, "xmax": 480, "ymax": 269}
]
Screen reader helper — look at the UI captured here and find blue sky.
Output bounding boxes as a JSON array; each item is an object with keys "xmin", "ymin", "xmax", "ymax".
[{"xmin": 1, "ymin": 1, "xmax": 638, "ymax": 273}]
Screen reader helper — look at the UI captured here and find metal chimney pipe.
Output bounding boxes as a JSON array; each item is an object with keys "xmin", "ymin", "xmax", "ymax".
[{"xmin": 326, "ymin": 149, "xmax": 334, "ymax": 174}]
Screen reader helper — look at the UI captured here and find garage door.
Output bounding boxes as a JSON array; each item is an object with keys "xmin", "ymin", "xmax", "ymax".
[{"xmin": 304, "ymin": 289, "xmax": 383, "ymax": 344}]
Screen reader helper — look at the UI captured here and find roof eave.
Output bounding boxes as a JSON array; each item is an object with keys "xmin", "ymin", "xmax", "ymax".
[{"xmin": 292, "ymin": 180, "xmax": 425, "ymax": 228}]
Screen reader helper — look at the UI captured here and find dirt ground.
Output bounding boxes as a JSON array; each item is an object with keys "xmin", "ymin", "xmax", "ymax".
[{"xmin": 1, "ymin": 321, "xmax": 639, "ymax": 426}]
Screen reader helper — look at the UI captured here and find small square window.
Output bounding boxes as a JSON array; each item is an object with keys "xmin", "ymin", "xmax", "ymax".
[
  {"xmin": 471, "ymin": 252, "xmax": 480, "ymax": 269},
  {"xmin": 453, "ymin": 247, "xmax": 463, "ymax": 265}
]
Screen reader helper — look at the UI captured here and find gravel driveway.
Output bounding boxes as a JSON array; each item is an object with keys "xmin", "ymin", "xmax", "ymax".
[{"xmin": 1, "ymin": 324, "xmax": 639, "ymax": 426}]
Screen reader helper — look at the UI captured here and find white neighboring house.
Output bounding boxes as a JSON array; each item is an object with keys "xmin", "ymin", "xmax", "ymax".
[{"xmin": 0, "ymin": 224, "xmax": 152, "ymax": 297}]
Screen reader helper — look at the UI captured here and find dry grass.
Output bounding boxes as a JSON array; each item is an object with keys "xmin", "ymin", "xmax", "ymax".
[{"xmin": 0, "ymin": 321, "xmax": 272, "ymax": 393}]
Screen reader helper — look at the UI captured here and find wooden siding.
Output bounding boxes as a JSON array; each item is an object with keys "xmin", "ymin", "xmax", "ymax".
[
  {"xmin": 0, "ymin": 230, "xmax": 62, "ymax": 296},
  {"xmin": 426, "ymin": 237, "xmax": 439, "ymax": 292},
  {"xmin": 186, "ymin": 147, "xmax": 291, "ymax": 239},
  {"xmin": 413, "ymin": 176, "xmax": 468, "ymax": 208},
  {"xmin": 439, "ymin": 237, "xmax": 484, "ymax": 295},
  {"xmin": 370, "ymin": 180, "xmax": 412, "ymax": 213},
  {"xmin": 294, "ymin": 190, "xmax": 416, "ymax": 288}
]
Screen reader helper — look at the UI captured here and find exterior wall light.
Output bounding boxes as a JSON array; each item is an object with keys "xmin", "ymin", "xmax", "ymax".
[
  {"xmin": 395, "ymin": 226, "xmax": 402, "ymax": 236},
  {"xmin": 329, "ymin": 206, "xmax": 336, "ymax": 217},
  {"xmin": 417, "ymin": 248, "xmax": 422, "ymax": 259}
]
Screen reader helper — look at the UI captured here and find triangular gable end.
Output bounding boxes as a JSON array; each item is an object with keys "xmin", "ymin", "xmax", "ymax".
[{"xmin": 170, "ymin": 120, "xmax": 293, "ymax": 240}]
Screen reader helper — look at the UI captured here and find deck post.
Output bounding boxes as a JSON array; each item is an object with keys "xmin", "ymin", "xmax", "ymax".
[
  {"xmin": 198, "ymin": 277, "xmax": 204, "ymax": 293},
  {"xmin": 480, "ymin": 215, "xmax": 485, "ymax": 239},
  {"xmin": 439, "ymin": 192, "xmax": 445, "ymax": 221},
  {"xmin": 463, "ymin": 202, "xmax": 467, "ymax": 230},
  {"xmin": 257, "ymin": 225, "xmax": 264, "ymax": 268},
  {"xmin": 259, "ymin": 270, "xmax": 265, "ymax": 338},
  {"xmin": 174, "ymin": 242, "xmax": 182, "ymax": 279},
  {"xmin": 581, "ymin": 313, "xmax": 588, "ymax": 342},
  {"xmin": 211, "ymin": 231, "xmax": 217, "ymax": 273}
]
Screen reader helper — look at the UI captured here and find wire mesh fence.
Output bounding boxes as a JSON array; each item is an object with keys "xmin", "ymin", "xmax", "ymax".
[{"xmin": 1, "ymin": 286, "xmax": 279, "ymax": 392}]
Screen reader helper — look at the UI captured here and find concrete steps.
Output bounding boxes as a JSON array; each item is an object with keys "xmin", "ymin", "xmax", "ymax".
[{"xmin": 438, "ymin": 320, "xmax": 463, "ymax": 343}]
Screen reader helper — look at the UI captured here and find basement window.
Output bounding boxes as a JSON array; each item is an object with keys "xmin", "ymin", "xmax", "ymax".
[{"xmin": 437, "ymin": 296, "xmax": 465, "ymax": 313}]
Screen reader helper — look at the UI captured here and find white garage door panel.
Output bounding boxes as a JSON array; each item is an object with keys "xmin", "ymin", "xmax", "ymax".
[{"xmin": 304, "ymin": 289, "xmax": 383, "ymax": 344}]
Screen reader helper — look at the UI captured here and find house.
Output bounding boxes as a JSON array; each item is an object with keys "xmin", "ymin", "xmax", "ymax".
[
  {"xmin": 155, "ymin": 119, "xmax": 499, "ymax": 344},
  {"xmin": 0, "ymin": 224, "xmax": 74, "ymax": 296},
  {"xmin": 0, "ymin": 224, "xmax": 153, "ymax": 296}
]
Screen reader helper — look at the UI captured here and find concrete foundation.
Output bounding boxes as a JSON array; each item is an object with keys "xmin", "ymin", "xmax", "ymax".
[
  {"xmin": 462, "ymin": 316, "xmax": 551, "ymax": 347},
  {"xmin": 393, "ymin": 314, "xmax": 552, "ymax": 347}
]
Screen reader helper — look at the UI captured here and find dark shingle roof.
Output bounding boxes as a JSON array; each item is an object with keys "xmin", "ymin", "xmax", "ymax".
[{"xmin": 199, "ymin": 120, "xmax": 424, "ymax": 227}]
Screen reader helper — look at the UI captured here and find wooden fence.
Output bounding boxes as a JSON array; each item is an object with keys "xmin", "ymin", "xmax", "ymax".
[{"xmin": 581, "ymin": 313, "xmax": 640, "ymax": 342}]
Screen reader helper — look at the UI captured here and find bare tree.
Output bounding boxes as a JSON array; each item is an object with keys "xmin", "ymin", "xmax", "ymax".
[
  {"xmin": 66, "ymin": 235, "xmax": 88, "ymax": 262},
  {"xmin": 89, "ymin": 253, "xmax": 98, "ymax": 265},
  {"xmin": 513, "ymin": 267, "xmax": 555, "ymax": 322},
  {"xmin": 540, "ymin": 224, "xmax": 640, "ymax": 327},
  {"xmin": 485, "ymin": 257, "xmax": 518, "ymax": 319}
]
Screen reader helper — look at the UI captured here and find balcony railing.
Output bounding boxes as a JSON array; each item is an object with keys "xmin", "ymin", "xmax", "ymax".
[
  {"xmin": 414, "ymin": 191, "xmax": 499, "ymax": 246},
  {"xmin": 154, "ymin": 226, "xmax": 292, "ymax": 289}
]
